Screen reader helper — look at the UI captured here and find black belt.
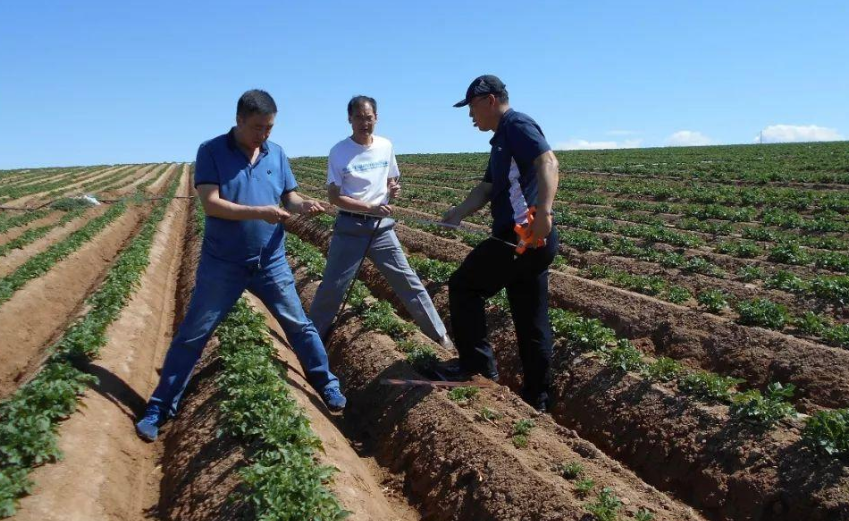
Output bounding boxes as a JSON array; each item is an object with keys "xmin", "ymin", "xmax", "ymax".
[{"xmin": 338, "ymin": 210, "xmax": 381, "ymax": 221}]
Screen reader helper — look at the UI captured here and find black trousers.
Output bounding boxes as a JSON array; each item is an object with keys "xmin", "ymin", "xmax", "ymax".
[{"xmin": 448, "ymin": 227, "xmax": 559, "ymax": 402}]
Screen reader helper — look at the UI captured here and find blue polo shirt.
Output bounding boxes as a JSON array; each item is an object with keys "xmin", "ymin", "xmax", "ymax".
[
  {"xmin": 483, "ymin": 109, "xmax": 552, "ymax": 237},
  {"xmin": 194, "ymin": 128, "xmax": 298, "ymax": 264}
]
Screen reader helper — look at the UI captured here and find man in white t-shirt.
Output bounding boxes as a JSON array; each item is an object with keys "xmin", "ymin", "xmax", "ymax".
[{"xmin": 309, "ymin": 95, "xmax": 452, "ymax": 348}]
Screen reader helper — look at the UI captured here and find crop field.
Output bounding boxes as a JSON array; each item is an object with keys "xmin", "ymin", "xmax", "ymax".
[{"xmin": 1, "ymin": 141, "xmax": 849, "ymax": 521}]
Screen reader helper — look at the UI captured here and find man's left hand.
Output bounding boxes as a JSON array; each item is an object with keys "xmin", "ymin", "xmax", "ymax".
[
  {"xmin": 388, "ymin": 179, "xmax": 401, "ymax": 199},
  {"xmin": 301, "ymin": 200, "xmax": 326, "ymax": 216},
  {"xmin": 527, "ymin": 212, "xmax": 553, "ymax": 248}
]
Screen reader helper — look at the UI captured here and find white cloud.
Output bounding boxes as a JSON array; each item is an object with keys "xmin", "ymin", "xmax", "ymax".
[
  {"xmin": 755, "ymin": 124, "xmax": 844, "ymax": 144},
  {"xmin": 555, "ymin": 138, "xmax": 643, "ymax": 150},
  {"xmin": 666, "ymin": 130, "xmax": 713, "ymax": 147}
]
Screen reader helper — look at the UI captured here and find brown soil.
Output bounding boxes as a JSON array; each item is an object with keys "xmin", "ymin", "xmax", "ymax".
[
  {"xmin": 12, "ymin": 169, "xmax": 191, "ymax": 520},
  {"xmin": 393, "ymin": 192, "xmax": 846, "ymax": 281},
  {"xmin": 107, "ymin": 164, "xmax": 164, "ymax": 194},
  {"xmin": 1, "ymin": 168, "xmax": 88, "ymax": 191},
  {"xmin": 286, "ymin": 217, "xmax": 849, "ymax": 521},
  {"xmin": 0, "ymin": 206, "xmax": 107, "ymax": 278},
  {"xmin": 3, "ymin": 167, "xmax": 107, "ymax": 195},
  {"xmin": 146, "ymin": 164, "xmax": 184, "ymax": 195},
  {"xmin": 247, "ymin": 293, "xmax": 422, "ymax": 521},
  {"xmin": 7, "ymin": 165, "xmax": 125, "ymax": 208},
  {"xmin": 0, "ymin": 211, "xmax": 62, "ymax": 247},
  {"xmin": 562, "ymin": 247, "xmax": 844, "ymax": 325},
  {"xmin": 0, "ymin": 205, "xmax": 149, "ymax": 399},
  {"xmin": 154, "ymin": 195, "xmax": 419, "ymax": 521},
  {"xmin": 289, "ymin": 264, "xmax": 704, "ymax": 521},
  {"xmin": 156, "ymin": 346, "xmax": 251, "ymax": 521},
  {"xmin": 359, "ymin": 221, "xmax": 849, "ymax": 412}
]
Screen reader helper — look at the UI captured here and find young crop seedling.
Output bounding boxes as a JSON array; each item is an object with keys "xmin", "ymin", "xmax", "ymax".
[
  {"xmin": 513, "ymin": 418, "xmax": 535, "ymax": 436},
  {"xmin": 764, "ymin": 271, "xmax": 809, "ymax": 293},
  {"xmin": 644, "ymin": 357, "xmax": 684, "ymax": 383},
  {"xmin": 447, "ymin": 386, "xmax": 480, "ymax": 403},
  {"xmin": 600, "ymin": 339, "xmax": 646, "ymax": 373},
  {"xmin": 697, "ymin": 289, "xmax": 729, "ymax": 314},
  {"xmin": 362, "ymin": 300, "xmax": 416, "ymax": 339},
  {"xmin": 585, "ymin": 487, "xmax": 622, "ymax": 521},
  {"xmin": 768, "ymin": 242, "xmax": 811, "ymax": 266},
  {"xmin": 822, "ymin": 323, "xmax": 849, "ymax": 349},
  {"xmin": 575, "ymin": 478, "xmax": 596, "ymax": 497},
  {"xmin": 403, "ymin": 343, "xmax": 438, "ymax": 372},
  {"xmin": 663, "ymin": 285, "xmax": 692, "ymax": 304},
  {"xmin": 635, "ymin": 508, "xmax": 655, "ymax": 521},
  {"xmin": 730, "ymin": 382, "xmax": 797, "ymax": 427},
  {"xmin": 511, "ymin": 434, "xmax": 529, "ymax": 449},
  {"xmin": 734, "ymin": 298, "xmax": 790, "ymax": 330},
  {"xmin": 794, "ymin": 311, "xmax": 831, "ymax": 335},
  {"xmin": 581, "ymin": 264, "xmax": 613, "ymax": 280},
  {"xmin": 803, "ymin": 408, "xmax": 849, "ymax": 457},
  {"xmin": 477, "ymin": 407, "xmax": 502, "ymax": 423},
  {"xmin": 737, "ymin": 265, "xmax": 766, "ymax": 282},
  {"xmin": 679, "ymin": 371, "xmax": 744, "ymax": 403},
  {"xmin": 409, "ymin": 255, "xmax": 457, "ymax": 284},
  {"xmin": 511, "ymin": 418, "xmax": 535, "ymax": 448},
  {"xmin": 555, "ymin": 461, "xmax": 584, "ymax": 480}
]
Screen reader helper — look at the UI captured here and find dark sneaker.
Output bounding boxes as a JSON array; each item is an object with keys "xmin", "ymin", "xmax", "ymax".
[
  {"xmin": 135, "ymin": 405, "xmax": 166, "ymax": 442},
  {"xmin": 321, "ymin": 387, "xmax": 347, "ymax": 412}
]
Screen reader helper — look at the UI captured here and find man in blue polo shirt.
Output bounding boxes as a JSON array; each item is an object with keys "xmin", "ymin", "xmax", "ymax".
[
  {"xmin": 441, "ymin": 75, "xmax": 560, "ymax": 412},
  {"xmin": 135, "ymin": 89, "xmax": 346, "ymax": 442}
]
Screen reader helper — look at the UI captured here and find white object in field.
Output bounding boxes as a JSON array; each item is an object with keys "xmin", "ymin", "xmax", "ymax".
[{"xmin": 80, "ymin": 194, "xmax": 100, "ymax": 206}]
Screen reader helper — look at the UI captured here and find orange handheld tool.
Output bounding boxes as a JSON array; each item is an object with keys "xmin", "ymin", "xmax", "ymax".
[{"xmin": 513, "ymin": 206, "xmax": 546, "ymax": 254}]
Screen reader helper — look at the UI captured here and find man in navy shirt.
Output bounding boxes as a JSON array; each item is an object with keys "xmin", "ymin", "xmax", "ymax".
[
  {"xmin": 136, "ymin": 90, "xmax": 346, "ymax": 442},
  {"xmin": 442, "ymin": 75, "xmax": 560, "ymax": 411}
]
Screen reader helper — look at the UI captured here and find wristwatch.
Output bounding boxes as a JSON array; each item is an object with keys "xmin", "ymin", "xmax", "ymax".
[{"xmin": 538, "ymin": 208, "xmax": 555, "ymax": 216}]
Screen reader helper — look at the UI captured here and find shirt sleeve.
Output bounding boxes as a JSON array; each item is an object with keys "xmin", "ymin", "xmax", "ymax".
[
  {"xmin": 193, "ymin": 143, "xmax": 219, "ymax": 187},
  {"xmin": 388, "ymin": 147, "xmax": 400, "ymax": 179},
  {"xmin": 326, "ymin": 150, "xmax": 343, "ymax": 187},
  {"xmin": 506, "ymin": 118, "xmax": 552, "ymax": 165},
  {"xmin": 282, "ymin": 153, "xmax": 298, "ymax": 194},
  {"xmin": 483, "ymin": 163, "xmax": 493, "ymax": 183}
]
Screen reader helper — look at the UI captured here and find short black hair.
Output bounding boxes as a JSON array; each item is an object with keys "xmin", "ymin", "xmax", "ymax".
[
  {"xmin": 347, "ymin": 95, "xmax": 377, "ymax": 116},
  {"xmin": 495, "ymin": 89, "xmax": 509, "ymax": 104},
  {"xmin": 237, "ymin": 89, "xmax": 277, "ymax": 117}
]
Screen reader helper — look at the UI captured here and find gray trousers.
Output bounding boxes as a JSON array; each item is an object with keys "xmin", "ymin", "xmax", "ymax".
[{"xmin": 309, "ymin": 213, "xmax": 447, "ymax": 342}]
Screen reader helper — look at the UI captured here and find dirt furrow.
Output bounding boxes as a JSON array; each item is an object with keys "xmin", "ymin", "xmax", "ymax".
[
  {"xmin": 6, "ymin": 166, "xmax": 124, "ymax": 208},
  {"xmin": 0, "ymin": 206, "xmax": 149, "ymax": 399},
  {"xmin": 247, "ymin": 294, "xmax": 421, "ymax": 521},
  {"xmin": 285, "ymin": 218, "xmax": 849, "ymax": 521},
  {"xmin": 0, "ymin": 207, "xmax": 107, "ymax": 278},
  {"xmin": 369, "ymin": 222, "xmax": 849, "ymax": 412},
  {"xmin": 290, "ymin": 264, "xmax": 703, "ymax": 521},
  {"xmin": 12, "ymin": 170, "xmax": 190, "ymax": 520},
  {"xmin": 0, "ymin": 211, "xmax": 62, "ymax": 247}
]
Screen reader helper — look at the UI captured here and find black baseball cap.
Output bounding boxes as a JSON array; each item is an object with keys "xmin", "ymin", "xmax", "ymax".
[{"xmin": 453, "ymin": 74, "xmax": 507, "ymax": 107}]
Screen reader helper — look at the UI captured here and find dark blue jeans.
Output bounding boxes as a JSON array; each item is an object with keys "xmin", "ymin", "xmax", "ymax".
[
  {"xmin": 148, "ymin": 250, "xmax": 339, "ymax": 417},
  {"xmin": 448, "ymin": 228, "xmax": 559, "ymax": 403}
]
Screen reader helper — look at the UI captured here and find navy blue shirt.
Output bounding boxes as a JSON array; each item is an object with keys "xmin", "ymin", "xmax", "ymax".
[
  {"xmin": 194, "ymin": 129, "xmax": 298, "ymax": 264},
  {"xmin": 483, "ymin": 109, "xmax": 552, "ymax": 236}
]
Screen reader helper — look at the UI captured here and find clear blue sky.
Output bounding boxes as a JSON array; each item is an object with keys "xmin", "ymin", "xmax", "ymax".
[{"xmin": 1, "ymin": 1, "xmax": 847, "ymax": 168}]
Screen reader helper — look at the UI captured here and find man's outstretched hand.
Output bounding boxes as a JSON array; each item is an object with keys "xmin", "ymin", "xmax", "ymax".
[
  {"xmin": 300, "ymin": 200, "xmax": 326, "ymax": 216},
  {"xmin": 260, "ymin": 205, "xmax": 291, "ymax": 224}
]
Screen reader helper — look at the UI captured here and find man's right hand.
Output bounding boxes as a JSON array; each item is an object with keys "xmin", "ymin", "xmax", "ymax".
[
  {"xmin": 372, "ymin": 204, "xmax": 392, "ymax": 217},
  {"xmin": 259, "ymin": 205, "xmax": 290, "ymax": 224},
  {"xmin": 442, "ymin": 206, "xmax": 463, "ymax": 226}
]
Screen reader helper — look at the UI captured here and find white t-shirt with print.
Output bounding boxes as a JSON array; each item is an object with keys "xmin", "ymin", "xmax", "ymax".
[{"xmin": 327, "ymin": 135, "xmax": 400, "ymax": 206}]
